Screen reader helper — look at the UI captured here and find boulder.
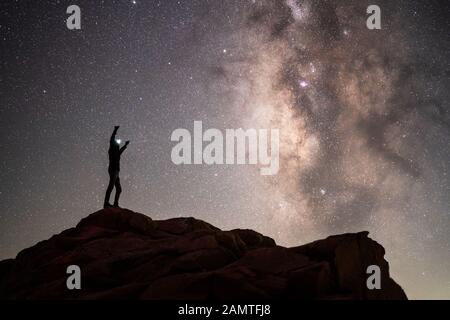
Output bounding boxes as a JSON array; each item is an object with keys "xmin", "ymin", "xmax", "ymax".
[{"xmin": 0, "ymin": 208, "xmax": 407, "ymax": 300}]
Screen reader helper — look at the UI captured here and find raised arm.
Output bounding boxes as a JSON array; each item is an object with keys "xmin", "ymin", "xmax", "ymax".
[
  {"xmin": 120, "ymin": 141, "xmax": 130, "ymax": 154},
  {"xmin": 110, "ymin": 126, "xmax": 120, "ymax": 145}
]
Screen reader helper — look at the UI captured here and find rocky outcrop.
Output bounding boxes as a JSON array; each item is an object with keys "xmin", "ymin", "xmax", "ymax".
[{"xmin": 0, "ymin": 208, "xmax": 407, "ymax": 300}]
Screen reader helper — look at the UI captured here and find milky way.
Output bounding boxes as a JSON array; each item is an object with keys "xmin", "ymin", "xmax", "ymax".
[
  {"xmin": 207, "ymin": 0, "xmax": 450, "ymax": 299},
  {"xmin": 0, "ymin": 0, "xmax": 449, "ymax": 299}
]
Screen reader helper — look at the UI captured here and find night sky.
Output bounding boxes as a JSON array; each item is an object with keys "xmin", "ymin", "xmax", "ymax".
[{"xmin": 1, "ymin": 0, "xmax": 449, "ymax": 299}]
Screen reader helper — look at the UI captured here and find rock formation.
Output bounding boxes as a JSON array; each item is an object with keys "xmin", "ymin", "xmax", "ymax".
[{"xmin": 0, "ymin": 208, "xmax": 407, "ymax": 299}]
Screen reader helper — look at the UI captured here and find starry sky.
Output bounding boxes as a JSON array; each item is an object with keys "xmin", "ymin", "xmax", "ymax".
[{"xmin": 1, "ymin": 0, "xmax": 449, "ymax": 299}]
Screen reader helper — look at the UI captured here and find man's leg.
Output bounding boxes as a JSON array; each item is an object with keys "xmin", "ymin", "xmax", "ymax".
[
  {"xmin": 113, "ymin": 176, "xmax": 122, "ymax": 207},
  {"xmin": 104, "ymin": 172, "xmax": 116, "ymax": 208}
]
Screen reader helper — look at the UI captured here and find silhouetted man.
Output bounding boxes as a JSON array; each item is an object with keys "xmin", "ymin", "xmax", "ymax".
[{"xmin": 104, "ymin": 126, "xmax": 130, "ymax": 208}]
